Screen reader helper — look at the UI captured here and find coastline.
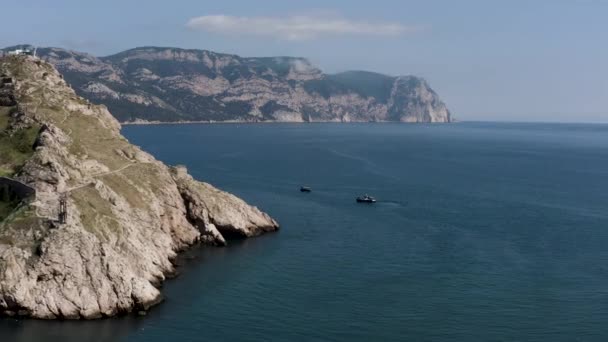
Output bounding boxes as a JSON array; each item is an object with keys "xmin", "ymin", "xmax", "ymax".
[
  {"xmin": 120, "ymin": 119, "xmax": 455, "ymax": 126},
  {"xmin": 0, "ymin": 55, "xmax": 280, "ymax": 319}
]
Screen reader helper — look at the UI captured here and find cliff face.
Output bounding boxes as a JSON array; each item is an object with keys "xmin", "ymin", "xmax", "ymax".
[
  {"xmin": 0, "ymin": 56, "xmax": 278, "ymax": 319},
  {"xmin": 19, "ymin": 46, "xmax": 451, "ymax": 123}
]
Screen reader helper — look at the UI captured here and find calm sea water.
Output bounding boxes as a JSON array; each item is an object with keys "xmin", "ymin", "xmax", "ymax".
[{"xmin": 2, "ymin": 122, "xmax": 608, "ymax": 341}]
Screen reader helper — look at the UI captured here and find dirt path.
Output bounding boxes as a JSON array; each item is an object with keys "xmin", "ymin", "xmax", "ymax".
[
  {"xmin": 33, "ymin": 162, "xmax": 149, "ymax": 222},
  {"xmin": 67, "ymin": 162, "xmax": 145, "ymax": 193}
]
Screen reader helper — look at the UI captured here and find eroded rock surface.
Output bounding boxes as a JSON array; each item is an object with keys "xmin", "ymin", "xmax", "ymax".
[
  {"xmin": 0, "ymin": 56, "xmax": 278, "ymax": 319},
  {"xmin": 172, "ymin": 166, "xmax": 279, "ymax": 242},
  {"xmin": 4, "ymin": 45, "xmax": 452, "ymax": 123}
]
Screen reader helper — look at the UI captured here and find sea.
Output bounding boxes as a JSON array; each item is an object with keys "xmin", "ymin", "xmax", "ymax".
[{"xmin": 1, "ymin": 122, "xmax": 608, "ymax": 341}]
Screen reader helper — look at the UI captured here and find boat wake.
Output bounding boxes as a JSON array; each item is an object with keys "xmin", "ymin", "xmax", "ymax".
[{"xmin": 376, "ymin": 200, "xmax": 408, "ymax": 208}]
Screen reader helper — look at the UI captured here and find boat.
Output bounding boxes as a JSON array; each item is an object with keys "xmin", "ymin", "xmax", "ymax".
[
  {"xmin": 300, "ymin": 186, "xmax": 312, "ymax": 193},
  {"xmin": 356, "ymin": 194, "xmax": 376, "ymax": 203}
]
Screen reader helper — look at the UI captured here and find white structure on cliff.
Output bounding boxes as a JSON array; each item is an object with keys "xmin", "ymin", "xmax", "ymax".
[{"xmin": 7, "ymin": 48, "xmax": 36, "ymax": 56}]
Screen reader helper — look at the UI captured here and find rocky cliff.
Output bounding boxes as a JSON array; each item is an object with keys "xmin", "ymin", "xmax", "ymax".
[
  {"xmin": 0, "ymin": 55, "xmax": 278, "ymax": 319},
  {"xmin": 3, "ymin": 45, "xmax": 451, "ymax": 123}
]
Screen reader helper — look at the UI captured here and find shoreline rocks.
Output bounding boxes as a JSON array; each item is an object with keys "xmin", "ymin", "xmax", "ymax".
[{"xmin": 0, "ymin": 56, "xmax": 279, "ymax": 319}]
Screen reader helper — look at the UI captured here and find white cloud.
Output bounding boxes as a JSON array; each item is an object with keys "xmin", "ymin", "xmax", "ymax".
[{"xmin": 185, "ymin": 14, "xmax": 417, "ymax": 41}]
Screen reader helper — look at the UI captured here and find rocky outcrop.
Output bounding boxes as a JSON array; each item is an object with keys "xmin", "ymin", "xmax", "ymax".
[
  {"xmin": 172, "ymin": 166, "xmax": 279, "ymax": 243},
  {"xmin": 3, "ymin": 45, "xmax": 452, "ymax": 123},
  {"xmin": 0, "ymin": 55, "xmax": 278, "ymax": 319}
]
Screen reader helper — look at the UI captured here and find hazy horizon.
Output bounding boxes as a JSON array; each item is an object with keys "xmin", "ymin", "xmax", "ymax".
[{"xmin": 3, "ymin": 0, "xmax": 607, "ymax": 123}]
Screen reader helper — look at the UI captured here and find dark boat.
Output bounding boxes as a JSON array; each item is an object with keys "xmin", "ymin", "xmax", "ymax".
[
  {"xmin": 356, "ymin": 194, "xmax": 376, "ymax": 203},
  {"xmin": 300, "ymin": 186, "xmax": 312, "ymax": 192}
]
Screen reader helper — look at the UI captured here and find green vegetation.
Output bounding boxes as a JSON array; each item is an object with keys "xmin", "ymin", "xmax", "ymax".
[
  {"xmin": 10, "ymin": 126, "xmax": 40, "ymax": 153},
  {"xmin": 0, "ymin": 125, "xmax": 40, "ymax": 175},
  {"xmin": 259, "ymin": 101, "xmax": 292, "ymax": 119},
  {"xmin": 0, "ymin": 204, "xmax": 43, "ymax": 249},
  {"xmin": 121, "ymin": 162, "xmax": 164, "ymax": 196},
  {"xmin": 0, "ymin": 106, "xmax": 14, "ymax": 131},
  {"xmin": 0, "ymin": 200, "xmax": 18, "ymax": 222},
  {"xmin": 100, "ymin": 173, "xmax": 148, "ymax": 210},
  {"xmin": 303, "ymin": 71, "xmax": 396, "ymax": 102},
  {"xmin": 0, "ymin": 180, "xmax": 32, "ymax": 225},
  {"xmin": 0, "ymin": 204, "xmax": 36, "ymax": 229},
  {"xmin": 329, "ymin": 71, "xmax": 396, "ymax": 103},
  {"xmin": 64, "ymin": 110, "xmax": 128, "ymax": 171},
  {"xmin": 72, "ymin": 185, "xmax": 121, "ymax": 241},
  {"xmin": 0, "ymin": 204, "xmax": 33, "ymax": 225},
  {"xmin": 248, "ymin": 57, "xmax": 298, "ymax": 78}
]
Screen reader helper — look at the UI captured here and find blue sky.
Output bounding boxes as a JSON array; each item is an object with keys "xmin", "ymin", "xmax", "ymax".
[{"xmin": 3, "ymin": 0, "xmax": 607, "ymax": 122}]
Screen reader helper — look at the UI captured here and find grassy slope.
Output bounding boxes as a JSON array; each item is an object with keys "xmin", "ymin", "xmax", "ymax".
[
  {"xmin": 0, "ymin": 204, "xmax": 42, "ymax": 249},
  {"xmin": 0, "ymin": 105, "xmax": 39, "ymax": 176},
  {"xmin": 303, "ymin": 71, "xmax": 396, "ymax": 102},
  {"xmin": 0, "ymin": 57, "xmax": 180, "ymax": 242},
  {"xmin": 0, "ymin": 84, "xmax": 39, "ymax": 222}
]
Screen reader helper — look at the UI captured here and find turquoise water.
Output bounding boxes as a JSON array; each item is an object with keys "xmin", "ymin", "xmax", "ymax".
[{"xmin": 2, "ymin": 122, "xmax": 608, "ymax": 341}]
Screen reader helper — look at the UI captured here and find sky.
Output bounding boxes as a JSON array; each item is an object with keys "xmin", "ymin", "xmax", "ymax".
[{"xmin": 2, "ymin": 0, "xmax": 607, "ymax": 123}]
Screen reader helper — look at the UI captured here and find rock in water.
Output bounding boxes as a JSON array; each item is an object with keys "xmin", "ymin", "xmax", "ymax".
[
  {"xmin": 172, "ymin": 166, "xmax": 279, "ymax": 242},
  {"xmin": 0, "ymin": 55, "xmax": 279, "ymax": 319}
]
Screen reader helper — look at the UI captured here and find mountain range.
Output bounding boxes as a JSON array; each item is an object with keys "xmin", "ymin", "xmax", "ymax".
[{"xmin": 2, "ymin": 45, "xmax": 451, "ymax": 123}]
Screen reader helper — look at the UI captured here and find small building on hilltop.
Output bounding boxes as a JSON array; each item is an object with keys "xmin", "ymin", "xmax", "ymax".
[{"xmin": 7, "ymin": 48, "xmax": 35, "ymax": 57}]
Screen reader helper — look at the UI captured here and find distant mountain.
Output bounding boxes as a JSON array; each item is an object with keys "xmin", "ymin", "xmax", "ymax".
[{"xmin": 3, "ymin": 45, "xmax": 452, "ymax": 123}]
